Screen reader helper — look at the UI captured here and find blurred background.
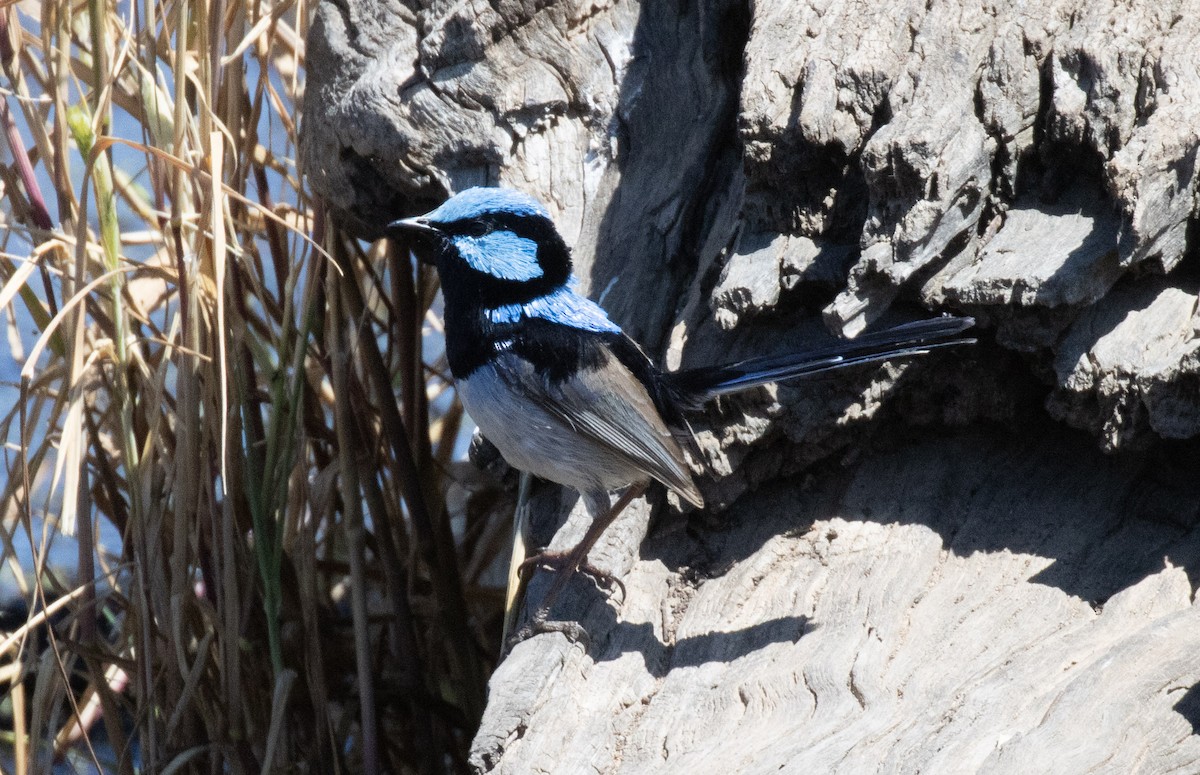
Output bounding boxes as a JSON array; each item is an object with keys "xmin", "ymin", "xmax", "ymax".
[{"xmin": 0, "ymin": 1, "xmax": 502, "ymax": 772}]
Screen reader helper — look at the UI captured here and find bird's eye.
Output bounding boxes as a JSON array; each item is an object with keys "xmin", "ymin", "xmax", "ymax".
[{"xmin": 459, "ymin": 220, "xmax": 490, "ymax": 238}]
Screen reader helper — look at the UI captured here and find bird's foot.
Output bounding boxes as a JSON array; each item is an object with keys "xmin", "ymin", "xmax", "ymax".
[
  {"xmin": 517, "ymin": 550, "xmax": 627, "ymax": 602},
  {"xmin": 505, "ymin": 606, "xmax": 591, "ymax": 652}
]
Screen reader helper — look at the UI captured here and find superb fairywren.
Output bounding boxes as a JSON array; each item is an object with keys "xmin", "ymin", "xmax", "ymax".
[{"xmin": 388, "ymin": 187, "xmax": 973, "ymax": 637}]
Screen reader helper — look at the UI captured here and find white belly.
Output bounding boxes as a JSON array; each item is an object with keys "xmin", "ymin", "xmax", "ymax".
[{"xmin": 457, "ymin": 359, "xmax": 647, "ymax": 494}]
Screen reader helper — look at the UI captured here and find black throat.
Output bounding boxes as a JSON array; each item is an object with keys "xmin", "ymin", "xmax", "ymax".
[{"xmin": 430, "ymin": 222, "xmax": 571, "ymax": 379}]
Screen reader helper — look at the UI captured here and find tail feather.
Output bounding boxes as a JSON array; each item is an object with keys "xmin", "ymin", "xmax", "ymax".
[{"xmin": 667, "ymin": 316, "xmax": 975, "ymax": 410}]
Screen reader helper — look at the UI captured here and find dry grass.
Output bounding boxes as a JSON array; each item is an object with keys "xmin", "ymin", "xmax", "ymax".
[{"xmin": 0, "ymin": 1, "xmax": 508, "ymax": 771}]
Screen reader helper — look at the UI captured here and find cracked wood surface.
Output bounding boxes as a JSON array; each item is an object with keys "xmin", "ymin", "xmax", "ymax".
[
  {"xmin": 475, "ymin": 428, "xmax": 1200, "ymax": 773},
  {"xmin": 301, "ymin": 0, "xmax": 1200, "ymax": 771}
]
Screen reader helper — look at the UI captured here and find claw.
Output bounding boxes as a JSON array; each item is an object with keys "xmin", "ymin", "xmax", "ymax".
[
  {"xmin": 506, "ymin": 607, "xmax": 591, "ymax": 652},
  {"xmin": 503, "ymin": 483, "xmax": 649, "ymax": 655},
  {"xmin": 518, "ymin": 550, "xmax": 627, "ymax": 602}
]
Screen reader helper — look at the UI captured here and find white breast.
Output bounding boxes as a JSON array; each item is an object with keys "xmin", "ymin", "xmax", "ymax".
[{"xmin": 457, "ymin": 357, "xmax": 649, "ymax": 495}]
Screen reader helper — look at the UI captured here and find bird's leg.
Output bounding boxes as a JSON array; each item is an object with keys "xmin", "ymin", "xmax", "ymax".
[
  {"xmin": 513, "ymin": 482, "xmax": 648, "ymax": 645},
  {"xmin": 520, "ymin": 482, "xmax": 647, "ymax": 597}
]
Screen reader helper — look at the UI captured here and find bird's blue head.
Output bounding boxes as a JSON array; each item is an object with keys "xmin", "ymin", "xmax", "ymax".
[
  {"xmin": 387, "ymin": 187, "xmax": 573, "ymax": 306},
  {"xmin": 388, "ymin": 187, "xmax": 622, "ymax": 376}
]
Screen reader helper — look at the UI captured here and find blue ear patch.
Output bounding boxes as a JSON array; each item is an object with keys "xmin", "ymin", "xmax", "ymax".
[
  {"xmin": 453, "ymin": 230, "xmax": 544, "ymax": 281},
  {"xmin": 486, "ymin": 280, "xmax": 621, "ymax": 333}
]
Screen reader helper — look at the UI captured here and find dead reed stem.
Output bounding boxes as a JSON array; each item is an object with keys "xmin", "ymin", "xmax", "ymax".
[{"xmin": 0, "ymin": 2, "xmax": 508, "ymax": 771}]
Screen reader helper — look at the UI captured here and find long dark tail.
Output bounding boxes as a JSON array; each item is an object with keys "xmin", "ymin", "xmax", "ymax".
[{"xmin": 666, "ymin": 316, "xmax": 975, "ymax": 411}]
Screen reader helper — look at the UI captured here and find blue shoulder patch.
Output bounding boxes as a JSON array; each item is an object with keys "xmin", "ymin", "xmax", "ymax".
[
  {"xmin": 486, "ymin": 280, "xmax": 621, "ymax": 333},
  {"xmin": 428, "ymin": 187, "xmax": 550, "ymax": 223},
  {"xmin": 453, "ymin": 230, "xmax": 543, "ymax": 281}
]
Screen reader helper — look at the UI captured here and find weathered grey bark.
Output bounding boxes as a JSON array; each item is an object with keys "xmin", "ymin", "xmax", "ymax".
[{"xmin": 303, "ymin": 0, "xmax": 1200, "ymax": 772}]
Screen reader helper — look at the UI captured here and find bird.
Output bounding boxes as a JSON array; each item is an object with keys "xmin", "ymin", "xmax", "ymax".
[{"xmin": 387, "ymin": 186, "xmax": 973, "ymax": 639}]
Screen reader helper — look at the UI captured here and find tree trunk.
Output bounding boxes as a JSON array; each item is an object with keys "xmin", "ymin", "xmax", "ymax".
[{"xmin": 302, "ymin": 0, "xmax": 1200, "ymax": 771}]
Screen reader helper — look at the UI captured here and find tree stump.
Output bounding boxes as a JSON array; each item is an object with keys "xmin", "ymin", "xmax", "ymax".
[{"xmin": 302, "ymin": 0, "xmax": 1200, "ymax": 771}]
